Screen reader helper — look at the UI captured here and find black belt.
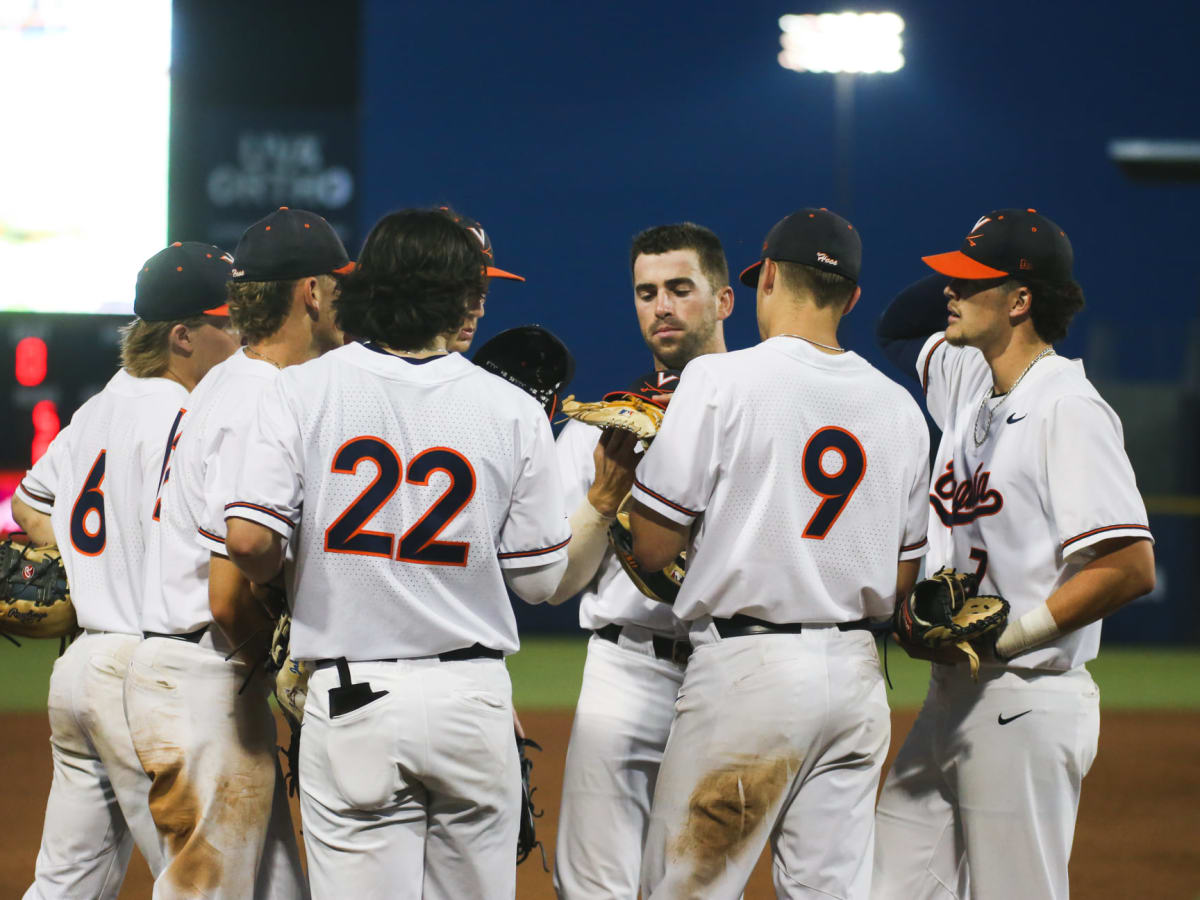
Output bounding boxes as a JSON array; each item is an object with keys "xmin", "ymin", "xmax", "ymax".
[
  {"xmin": 595, "ymin": 623, "xmax": 692, "ymax": 667},
  {"xmin": 711, "ymin": 614, "xmax": 889, "ymax": 640},
  {"xmin": 142, "ymin": 625, "xmax": 208, "ymax": 643},
  {"xmin": 313, "ymin": 643, "xmax": 503, "ymax": 670}
]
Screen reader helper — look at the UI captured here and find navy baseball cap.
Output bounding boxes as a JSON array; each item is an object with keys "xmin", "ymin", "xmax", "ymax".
[
  {"xmin": 922, "ymin": 208, "xmax": 1074, "ymax": 283},
  {"xmin": 438, "ymin": 208, "xmax": 525, "ymax": 281},
  {"xmin": 740, "ymin": 208, "xmax": 862, "ymax": 287},
  {"xmin": 231, "ymin": 207, "xmax": 355, "ymax": 282},
  {"xmin": 134, "ymin": 242, "xmax": 233, "ymax": 322}
]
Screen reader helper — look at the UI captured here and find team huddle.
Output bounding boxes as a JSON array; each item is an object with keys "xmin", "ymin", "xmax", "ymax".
[{"xmin": 8, "ymin": 202, "xmax": 1154, "ymax": 899}]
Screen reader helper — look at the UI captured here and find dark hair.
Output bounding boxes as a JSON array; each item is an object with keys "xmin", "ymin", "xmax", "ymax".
[
  {"xmin": 775, "ymin": 260, "xmax": 857, "ymax": 309},
  {"xmin": 1014, "ymin": 278, "xmax": 1085, "ymax": 344},
  {"xmin": 630, "ymin": 223, "xmax": 729, "ymax": 293},
  {"xmin": 227, "ymin": 278, "xmax": 299, "ymax": 343},
  {"xmin": 334, "ymin": 208, "xmax": 487, "ymax": 350}
]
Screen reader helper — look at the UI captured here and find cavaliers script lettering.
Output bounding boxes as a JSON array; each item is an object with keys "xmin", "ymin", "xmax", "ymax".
[{"xmin": 929, "ymin": 459, "xmax": 1004, "ymax": 526}]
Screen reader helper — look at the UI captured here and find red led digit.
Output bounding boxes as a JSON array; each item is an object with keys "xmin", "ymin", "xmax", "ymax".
[
  {"xmin": 31, "ymin": 400, "xmax": 60, "ymax": 463},
  {"xmin": 15, "ymin": 337, "xmax": 47, "ymax": 387}
]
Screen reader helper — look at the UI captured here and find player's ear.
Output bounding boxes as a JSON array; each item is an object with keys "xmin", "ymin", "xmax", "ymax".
[
  {"xmin": 842, "ymin": 285, "xmax": 863, "ymax": 316},
  {"xmin": 167, "ymin": 322, "xmax": 194, "ymax": 357},
  {"xmin": 716, "ymin": 284, "xmax": 734, "ymax": 321},
  {"xmin": 300, "ymin": 277, "xmax": 321, "ymax": 320},
  {"xmin": 760, "ymin": 259, "xmax": 777, "ymax": 295},
  {"xmin": 1009, "ymin": 283, "xmax": 1033, "ymax": 319}
]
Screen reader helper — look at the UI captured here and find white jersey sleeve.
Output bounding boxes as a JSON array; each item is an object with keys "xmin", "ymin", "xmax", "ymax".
[
  {"xmin": 17, "ymin": 424, "xmax": 72, "ymax": 514},
  {"xmin": 220, "ymin": 378, "xmax": 304, "ymax": 545},
  {"xmin": 1044, "ymin": 393, "xmax": 1152, "ymax": 560},
  {"xmin": 631, "ymin": 364, "xmax": 720, "ymax": 526},
  {"xmin": 900, "ymin": 423, "xmax": 931, "ymax": 561},
  {"xmin": 498, "ymin": 411, "xmax": 572, "ymax": 567},
  {"xmin": 916, "ymin": 334, "xmax": 989, "ymax": 432}
]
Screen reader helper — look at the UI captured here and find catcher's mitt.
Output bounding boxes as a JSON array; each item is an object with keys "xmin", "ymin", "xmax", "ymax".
[
  {"xmin": 263, "ymin": 609, "xmax": 311, "ymax": 796},
  {"xmin": 0, "ymin": 540, "xmax": 77, "ymax": 639},
  {"xmin": 560, "ymin": 395, "xmax": 665, "ymax": 444},
  {"xmin": 893, "ymin": 567, "xmax": 1009, "ymax": 680},
  {"xmin": 608, "ymin": 494, "xmax": 686, "ymax": 605},
  {"xmin": 473, "ymin": 325, "xmax": 575, "ymax": 420},
  {"xmin": 517, "ymin": 736, "xmax": 547, "ymax": 868}
]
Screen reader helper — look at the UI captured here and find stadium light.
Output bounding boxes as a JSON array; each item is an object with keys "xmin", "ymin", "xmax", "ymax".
[{"xmin": 778, "ymin": 12, "xmax": 905, "ymax": 74}]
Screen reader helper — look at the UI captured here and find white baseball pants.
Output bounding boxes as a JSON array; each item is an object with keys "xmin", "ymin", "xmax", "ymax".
[
  {"xmin": 24, "ymin": 632, "xmax": 164, "ymax": 900},
  {"xmin": 297, "ymin": 656, "xmax": 520, "ymax": 900},
  {"xmin": 553, "ymin": 629, "xmax": 686, "ymax": 899},
  {"xmin": 641, "ymin": 626, "xmax": 890, "ymax": 899},
  {"xmin": 123, "ymin": 635, "xmax": 307, "ymax": 900},
  {"xmin": 873, "ymin": 664, "xmax": 1099, "ymax": 900}
]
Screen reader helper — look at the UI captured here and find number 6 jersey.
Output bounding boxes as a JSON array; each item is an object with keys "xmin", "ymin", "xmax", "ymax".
[
  {"xmin": 227, "ymin": 342, "xmax": 570, "ymax": 662},
  {"xmin": 632, "ymin": 336, "xmax": 930, "ymax": 624}
]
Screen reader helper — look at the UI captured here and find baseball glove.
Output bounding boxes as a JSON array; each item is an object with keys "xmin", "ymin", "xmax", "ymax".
[
  {"xmin": 893, "ymin": 567, "xmax": 1009, "ymax": 680},
  {"xmin": 608, "ymin": 494, "xmax": 686, "ymax": 605},
  {"xmin": 0, "ymin": 539, "xmax": 77, "ymax": 639},
  {"xmin": 473, "ymin": 325, "xmax": 576, "ymax": 420},
  {"xmin": 263, "ymin": 610, "xmax": 311, "ymax": 796},
  {"xmin": 560, "ymin": 395, "xmax": 665, "ymax": 444},
  {"xmin": 516, "ymin": 736, "xmax": 547, "ymax": 868}
]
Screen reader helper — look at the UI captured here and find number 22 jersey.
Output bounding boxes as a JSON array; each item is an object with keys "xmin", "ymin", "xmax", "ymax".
[{"xmin": 228, "ymin": 342, "xmax": 571, "ymax": 662}]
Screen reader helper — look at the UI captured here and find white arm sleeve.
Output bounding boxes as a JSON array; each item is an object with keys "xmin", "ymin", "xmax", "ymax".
[{"xmin": 503, "ymin": 557, "xmax": 569, "ymax": 605}]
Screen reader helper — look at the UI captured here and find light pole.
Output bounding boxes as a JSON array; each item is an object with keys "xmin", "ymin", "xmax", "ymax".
[{"xmin": 778, "ymin": 12, "xmax": 906, "ymax": 215}]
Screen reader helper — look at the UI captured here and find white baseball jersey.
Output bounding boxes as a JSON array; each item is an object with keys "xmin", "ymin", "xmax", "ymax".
[
  {"xmin": 142, "ymin": 348, "xmax": 281, "ymax": 634},
  {"xmin": 17, "ymin": 369, "xmax": 187, "ymax": 635},
  {"xmin": 917, "ymin": 334, "xmax": 1152, "ymax": 670},
  {"xmin": 633, "ymin": 336, "xmax": 929, "ymax": 624},
  {"xmin": 556, "ymin": 419, "xmax": 687, "ymax": 638},
  {"xmin": 227, "ymin": 342, "xmax": 570, "ymax": 661}
]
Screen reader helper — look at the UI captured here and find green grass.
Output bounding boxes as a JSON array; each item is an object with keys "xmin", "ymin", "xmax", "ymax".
[{"xmin": 2, "ymin": 636, "xmax": 1198, "ymax": 714}]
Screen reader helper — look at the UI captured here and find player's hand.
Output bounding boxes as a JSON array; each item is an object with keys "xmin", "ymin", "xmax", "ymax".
[
  {"xmin": 512, "ymin": 706, "xmax": 526, "ymax": 739},
  {"xmin": 890, "ymin": 632, "xmax": 968, "ymax": 665},
  {"xmin": 587, "ymin": 428, "xmax": 640, "ymax": 517}
]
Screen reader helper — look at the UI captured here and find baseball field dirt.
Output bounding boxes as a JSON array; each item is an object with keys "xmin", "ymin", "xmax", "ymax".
[{"xmin": 4, "ymin": 708, "xmax": 1198, "ymax": 898}]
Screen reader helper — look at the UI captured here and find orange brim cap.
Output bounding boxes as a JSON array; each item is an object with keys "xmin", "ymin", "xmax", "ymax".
[
  {"xmin": 487, "ymin": 266, "xmax": 525, "ymax": 282},
  {"xmin": 921, "ymin": 251, "xmax": 1009, "ymax": 279},
  {"xmin": 333, "ymin": 261, "xmax": 356, "ymax": 274},
  {"xmin": 203, "ymin": 303, "xmax": 230, "ymax": 316}
]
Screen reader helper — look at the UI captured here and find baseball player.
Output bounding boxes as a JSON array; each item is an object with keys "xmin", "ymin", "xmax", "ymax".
[
  {"xmin": 872, "ymin": 209, "xmax": 1155, "ymax": 899},
  {"xmin": 551, "ymin": 222, "xmax": 734, "ymax": 899},
  {"xmin": 223, "ymin": 207, "xmax": 570, "ymax": 899},
  {"xmin": 124, "ymin": 208, "xmax": 352, "ymax": 899},
  {"xmin": 630, "ymin": 208, "xmax": 932, "ymax": 899},
  {"xmin": 11, "ymin": 243, "xmax": 239, "ymax": 899}
]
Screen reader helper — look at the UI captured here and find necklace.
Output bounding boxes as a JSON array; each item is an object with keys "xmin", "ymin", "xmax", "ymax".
[
  {"xmin": 973, "ymin": 347, "xmax": 1055, "ymax": 447},
  {"xmin": 245, "ymin": 345, "xmax": 284, "ymax": 370},
  {"xmin": 778, "ymin": 333, "xmax": 846, "ymax": 353}
]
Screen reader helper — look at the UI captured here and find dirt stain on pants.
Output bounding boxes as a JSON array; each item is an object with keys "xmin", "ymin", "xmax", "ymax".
[{"xmin": 671, "ymin": 754, "xmax": 799, "ymax": 894}]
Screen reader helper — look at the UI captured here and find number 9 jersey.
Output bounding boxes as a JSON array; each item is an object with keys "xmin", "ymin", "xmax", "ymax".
[
  {"xmin": 228, "ymin": 342, "xmax": 571, "ymax": 662},
  {"xmin": 632, "ymin": 337, "xmax": 930, "ymax": 624}
]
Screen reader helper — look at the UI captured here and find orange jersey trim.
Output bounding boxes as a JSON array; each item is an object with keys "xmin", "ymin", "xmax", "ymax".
[
  {"xmin": 1061, "ymin": 523, "xmax": 1151, "ymax": 552},
  {"xmin": 224, "ymin": 501, "xmax": 296, "ymax": 530},
  {"xmin": 632, "ymin": 478, "xmax": 700, "ymax": 518},
  {"xmin": 497, "ymin": 536, "xmax": 571, "ymax": 560},
  {"xmin": 197, "ymin": 526, "xmax": 226, "ymax": 545},
  {"xmin": 17, "ymin": 481, "xmax": 54, "ymax": 505},
  {"xmin": 922, "ymin": 337, "xmax": 946, "ymax": 394},
  {"xmin": 900, "ymin": 536, "xmax": 928, "ymax": 553}
]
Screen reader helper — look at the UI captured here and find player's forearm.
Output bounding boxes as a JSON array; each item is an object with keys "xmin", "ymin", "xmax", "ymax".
[
  {"xmin": 209, "ymin": 553, "xmax": 274, "ymax": 665},
  {"xmin": 545, "ymin": 497, "xmax": 614, "ymax": 604},
  {"xmin": 630, "ymin": 501, "xmax": 688, "ymax": 572},
  {"xmin": 225, "ymin": 517, "xmax": 285, "ymax": 584},
  {"xmin": 996, "ymin": 537, "xmax": 1155, "ymax": 659},
  {"xmin": 11, "ymin": 496, "xmax": 56, "ymax": 547}
]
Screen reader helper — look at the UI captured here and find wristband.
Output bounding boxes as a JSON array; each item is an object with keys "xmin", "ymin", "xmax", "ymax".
[{"xmin": 994, "ymin": 603, "xmax": 1060, "ymax": 661}]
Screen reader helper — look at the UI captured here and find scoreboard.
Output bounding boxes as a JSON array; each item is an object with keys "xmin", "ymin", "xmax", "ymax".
[{"xmin": 0, "ymin": 313, "xmax": 125, "ymax": 530}]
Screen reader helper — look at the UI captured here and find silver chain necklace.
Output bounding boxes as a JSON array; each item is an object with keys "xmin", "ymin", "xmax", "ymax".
[
  {"xmin": 974, "ymin": 347, "xmax": 1055, "ymax": 447},
  {"xmin": 778, "ymin": 333, "xmax": 846, "ymax": 353}
]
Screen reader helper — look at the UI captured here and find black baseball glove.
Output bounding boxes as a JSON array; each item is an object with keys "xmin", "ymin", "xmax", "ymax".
[
  {"xmin": 516, "ymin": 736, "xmax": 547, "ymax": 868},
  {"xmin": 893, "ymin": 567, "xmax": 1009, "ymax": 679}
]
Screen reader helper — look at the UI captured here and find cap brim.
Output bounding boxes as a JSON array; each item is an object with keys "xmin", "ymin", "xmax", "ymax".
[
  {"xmin": 921, "ymin": 251, "xmax": 1009, "ymax": 279},
  {"xmin": 739, "ymin": 260, "xmax": 763, "ymax": 287},
  {"xmin": 333, "ymin": 261, "xmax": 356, "ymax": 274},
  {"xmin": 487, "ymin": 266, "xmax": 525, "ymax": 282},
  {"xmin": 202, "ymin": 304, "xmax": 230, "ymax": 316}
]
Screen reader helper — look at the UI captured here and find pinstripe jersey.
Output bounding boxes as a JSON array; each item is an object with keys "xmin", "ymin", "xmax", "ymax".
[
  {"xmin": 633, "ymin": 337, "xmax": 930, "ymax": 624},
  {"xmin": 227, "ymin": 342, "xmax": 570, "ymax": 661},
  {"xmin": 17, "ymin": 370, "xmax": 187, "ymax": 634},
  {"xmin": 917, "ymin": 333, "xmax": 1152, "ymax": 670}
]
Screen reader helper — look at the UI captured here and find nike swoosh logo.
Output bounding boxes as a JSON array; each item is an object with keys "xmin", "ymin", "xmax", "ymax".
[
  {"xmin": 998, "ymin": 710, "xmax": 1033, "ymax": 725},
  {"xmin": 1006, "ymin": 413, "xmax": 1027, "ymax": 424}
]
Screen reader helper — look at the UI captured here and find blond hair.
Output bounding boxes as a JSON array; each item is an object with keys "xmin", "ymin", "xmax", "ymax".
[
  {"xmin": 227, "ymin": 279, "xmax": 298, "ymax": 344},
  {"xmin": 118, "ymin": 316, "xmax": 208, "ymax": 377}
]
